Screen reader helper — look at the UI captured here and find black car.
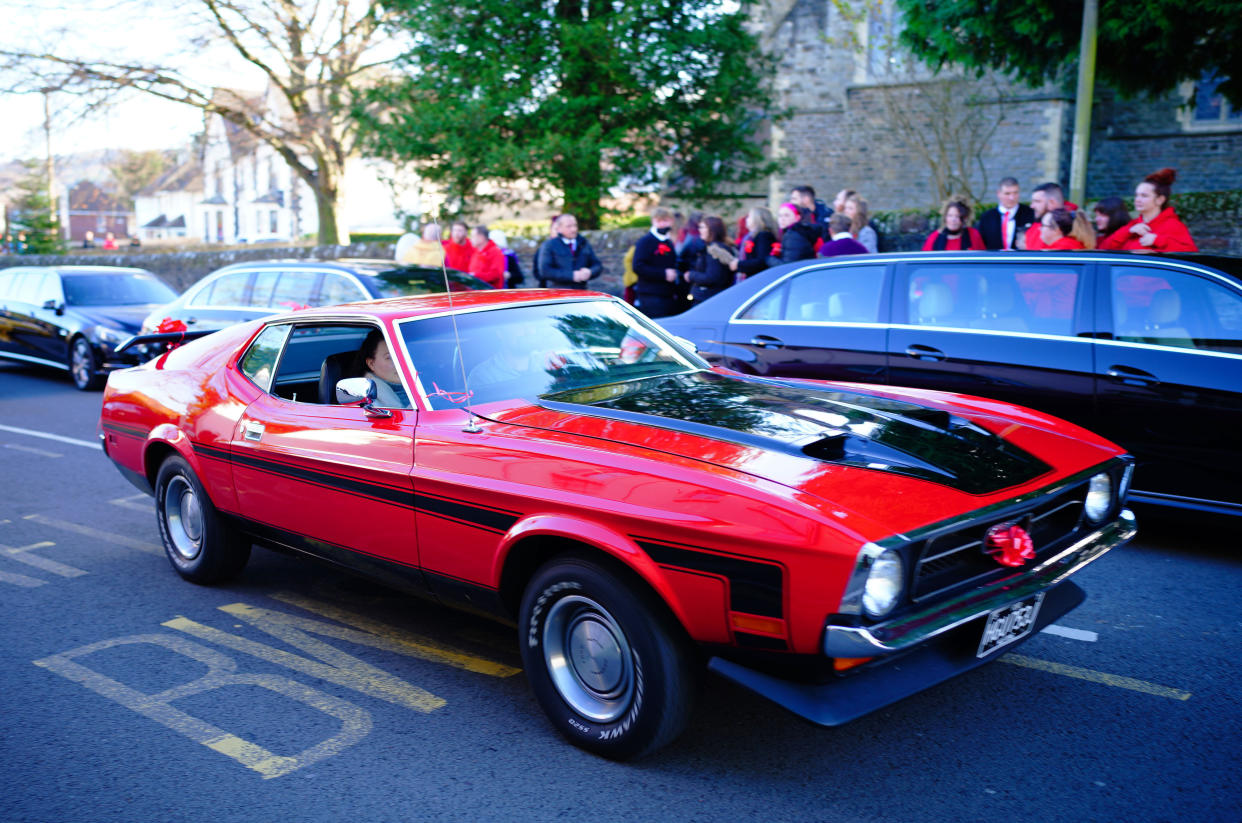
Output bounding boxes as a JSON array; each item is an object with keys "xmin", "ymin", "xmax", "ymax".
[
  {"xmin": 0, "ymin": 265, "xmax": 179, "ymax": 390},
  {"xmin": 659, "ymin": 250, "xmax": 1242, "ymax": 517},
  {"xmin": 139, "ymin": 259, "xmax": 492, "ymax": 336}
]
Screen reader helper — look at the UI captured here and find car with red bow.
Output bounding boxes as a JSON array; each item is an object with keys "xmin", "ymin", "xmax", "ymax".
[{"xmin": 99, "ymin": 289, "xmax": 1136, "ymax": 758}]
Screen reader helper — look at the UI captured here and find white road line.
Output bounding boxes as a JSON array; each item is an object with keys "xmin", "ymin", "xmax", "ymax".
[
  {"xmin": 3, "ymin": 443, "xmax": 63, "ymax": 458},
  {"xmin": 1042, "ymin": 624, "xmax": 1099, "ymax": 642},
  {"xmin": 0, "ymin": 424, "xmax": 100, "ymax": 450},
  {"xmin": 21, "ymin": 514, "xmax": 162, "ymax": 555}
]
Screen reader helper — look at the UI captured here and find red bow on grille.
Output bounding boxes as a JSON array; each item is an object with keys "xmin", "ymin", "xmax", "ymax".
[
  {"xmin": 156, "ymin": 317, "xmax": 187, "ymax": 334},
  {"xmin": 656, "ymin": 243, "xmax": 672, "ymax": 255},
  {"xmin": 986, "ymin": 524, "xmax": 1035, "ymax": 567},
  {"xmin": 770, "ymin": 242, "xmax": 782, "ymax": 256}
]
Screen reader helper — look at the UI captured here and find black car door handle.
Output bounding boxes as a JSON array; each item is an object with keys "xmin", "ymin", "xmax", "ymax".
[
  {"xmin": 1105, "ymin": 365, "xmax": 1159, "ymax": 387},
  {"xmin": 905, "ymin": 344, "xmax": 946, "ymax": 362},
  {"xmin": 186, "ymin": 317, "xmax": 198, "ymax": 325},
  {"xmin": 750, "ymin": 335, "xmax": 784, "ymax": 349}
]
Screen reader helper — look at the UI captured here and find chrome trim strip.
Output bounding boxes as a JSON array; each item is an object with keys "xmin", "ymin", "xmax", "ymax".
[
  {"xmin": 0, "ymin": 350, "xmax": 69, "ymax": 370},
  {"xmin": 823, "ymin": 508, "xmax": 1136, "ymax": 657}
]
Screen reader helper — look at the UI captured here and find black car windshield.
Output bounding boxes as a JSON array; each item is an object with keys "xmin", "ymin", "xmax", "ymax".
[
  {"xmin": 398, "ymin": 299, "xmax": 704, "ymax": 409},
  {"xmin": 62, "ymin": 272, "xmax": 177, "ymax": 306},
  {"xmin": 372, "ymin": 268, "xmax": 489, "ymax": 298}
]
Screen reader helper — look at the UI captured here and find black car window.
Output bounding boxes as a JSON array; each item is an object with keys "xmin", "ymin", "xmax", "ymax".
[
  {"xmin": 62, "ymin": 273, "xmax": 176, "ymax": 306},
  {"xmin": 739, "ymin": 264, "xmax": 886, "ymax": 323},
  {"xmin": 238, "ymin": 323, "xmax": 291, "ymax": 392},
  {"xmin": 1110, "ymin": 265, "xmax": 1242, "ymax": 354},
  {"xmin": 266, "ymin": 323, "xmax": 381, "ymax": 404},
  {"xmin": 271, "ymin": 270, "xmax": 318, "ymax": 309},
  {"xmin": 249, "ymin": 270, "xmax": 280, "ymax": 307},
  {"xmin": 906, "ymin": 263, "xmax": 1082, "ymax": 336},
  {"xmin": 373, "ymin": 269, "xmax": 488, "ymax": 298},
  {"xmin": 318, "ymin": 272, "xmax": 367, "ymax": 306}
]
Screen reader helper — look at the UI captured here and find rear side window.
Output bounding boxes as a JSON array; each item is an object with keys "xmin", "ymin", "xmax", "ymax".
[
  {"xmin": 906, "ymin": 262, "xmax": 1083, "ymax": 336},
  {"xmin": 317, "ymin": 272, "xmax": 367, "ymax": 306},
  {"xmin": 192, "ymin": 272, "xmax": 250, "ymax": 307},
  {"xmin": 271, "ymin": 270, "xmax": 318, "ymax": 310},
  {"xmin": 740, "ymin": 264, "xmax": 886, "ymax": 322},
  {"xmin": 238, "ymin": 324, "xmax": 291, "ymax": 392},
  {"xmin": 1111, "ymin": 265, "xmax": 1242, "ymax": 353}
]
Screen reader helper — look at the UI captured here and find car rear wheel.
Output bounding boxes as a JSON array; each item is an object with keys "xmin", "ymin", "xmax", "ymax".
[
  {"xmin": 154, "ymin": 454, "xmax": 250, "ymax": 584},
  {"xmin": 519, "ymin": 555, "xmax": 696, "ymax": 760},
  {"xmin": 69, "ymin": 337, "xmax": 103, "ymax": 390}
]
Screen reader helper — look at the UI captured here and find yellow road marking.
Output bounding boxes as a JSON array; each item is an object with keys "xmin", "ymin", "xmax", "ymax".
[
  {"xmin": 23, "ymin": 513, "xmax": 162, "ymax": 554},
  {"xmin": 108, "ymin": 494, "xmax": 154, "ymax": 513},
  {"xmin": 269, "ymin": 591, "xmax": 521, "ymax": 678},
  {"xmin": 1002, "ymin": 653, "xmax": 1192, "ymax": 701}
]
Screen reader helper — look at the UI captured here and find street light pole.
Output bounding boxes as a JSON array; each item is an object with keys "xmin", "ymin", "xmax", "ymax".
[{"xmin": 1069, "ymin": 0, "xmax": 1098, "ymax": 207}]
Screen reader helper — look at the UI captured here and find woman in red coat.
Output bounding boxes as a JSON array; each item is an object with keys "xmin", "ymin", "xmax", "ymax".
[
  {"xmin": 1099, "ymin": 168, "xmax": 1197, "ymax": 252},
  {"xmin": 1038, "ymin": 208, "xmax": 1096, "ymax": 250},
  {"xmin": 923, "ymin": 200, "xmax": 984, "ymax": 251}
]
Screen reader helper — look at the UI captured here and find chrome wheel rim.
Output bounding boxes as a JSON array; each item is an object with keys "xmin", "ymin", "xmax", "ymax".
[
  {"xmin": 543, "ymin": 595, "xmax": 634, "ymax": 723},
  {"xmin": 163, "ymin": 476, "xmax": 204, "ymax": 561},
  {"xmin": 71, "ymin": 340, "xmax": 92, "ymax": 387}
]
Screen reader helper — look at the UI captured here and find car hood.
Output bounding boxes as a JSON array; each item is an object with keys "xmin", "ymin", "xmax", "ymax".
[
  {"xmin": 75, "ymin": 305, "xmax": 163, "ymax": 334},
  {"xmin": 486, "ymin": 370, "xmax": 1121, "ymax": 532}
]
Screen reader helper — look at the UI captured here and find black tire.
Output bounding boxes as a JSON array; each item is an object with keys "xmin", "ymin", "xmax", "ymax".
[
  {"xmin": 519, "ymin": 555, "xmax": 696, "ymax": 760},
  {"xmin": 154, "ymin": 455, "xmax": 250, "ymax": 584},
  {"xmin": 69, "ymin": 337, "xmax": 103, "ymax": 391}
]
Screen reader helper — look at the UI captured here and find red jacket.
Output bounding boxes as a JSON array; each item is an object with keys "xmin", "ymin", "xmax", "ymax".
[
  {"xmin": 1046, "ymin": 236, "xmax": 1085, "ymax": 250},
  {"xmin": 443, "ymin": 238, "xmax": 474, "ymax": 271},
  {"xmin": 922, "ymin": 227, "xmax": 984, "ymax": 251},
  {"xmin": 1099, "ymin": 207, "xmax": 1197, "ymax": 252},
  {"xmin": 467, "ymin": 240, "xmax": 505, "ymax": 288},
  {"xmin": 1025, "ymin": 201, "xmax": 1079, "ymax": 250}
]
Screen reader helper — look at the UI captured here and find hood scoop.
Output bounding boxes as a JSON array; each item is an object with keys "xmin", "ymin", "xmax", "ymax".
[{"xmin": 539, "ymin": 371, "xmax": 1051, "ymax": 494}]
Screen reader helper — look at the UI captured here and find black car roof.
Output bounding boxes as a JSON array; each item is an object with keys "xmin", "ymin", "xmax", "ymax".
[{"xmin": 207, "ymin": 258, "xmax": 453, "ymax": 278}]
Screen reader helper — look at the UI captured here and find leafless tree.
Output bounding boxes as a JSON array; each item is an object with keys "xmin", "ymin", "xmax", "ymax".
[{"xmin": 0, "ymin": 0, "xmax": 399, "ymax": 244}]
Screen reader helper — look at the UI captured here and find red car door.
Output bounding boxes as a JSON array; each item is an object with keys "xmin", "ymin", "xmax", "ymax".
[{"xmin": 228, "ymin": 322, "xmax": 420, "ymax": 573}]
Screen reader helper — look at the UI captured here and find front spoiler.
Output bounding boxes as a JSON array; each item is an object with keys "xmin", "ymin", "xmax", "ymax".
[{"xmin": 708, "ymin": 508, "xmax": 1135, "ymax": 727}]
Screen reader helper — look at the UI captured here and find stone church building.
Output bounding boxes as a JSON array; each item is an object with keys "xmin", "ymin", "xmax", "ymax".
[{"xmin": 758, "ymin": 0, "xmax": 1242, "ymax": 211}]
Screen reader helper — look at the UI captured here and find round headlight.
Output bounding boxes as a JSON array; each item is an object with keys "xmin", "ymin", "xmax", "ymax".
[
  {"xmin": 1084, "ymin": 472, "xmax": 1112, "ymax": 522},
  {"xmin": 862, "ymin": 549, "xmax": 904, "ymax": 619}
]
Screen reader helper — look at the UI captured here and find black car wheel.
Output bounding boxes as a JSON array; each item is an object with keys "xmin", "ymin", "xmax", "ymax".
[
  {"xmin": 155, "ymin": 455, "xmax": 250, "ymax": 584},
  {"xmin": 69, "ymin": 337, "xmax": 103, "ymax": 390},
  {"xmin": 519, "ymin": 555, "xmax": 696, "ymax": 760}
]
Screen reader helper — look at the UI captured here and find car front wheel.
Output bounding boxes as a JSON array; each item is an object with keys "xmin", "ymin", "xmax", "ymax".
[
  {"xmin": 519, "ymin": 555, "xmax": 696, "ymax": 760},
  {"xmin": 154, "ymin": 454, "xmax": 250, "ymax": 584},
  {"xmin": 69, "ymin": 337, "xmax": 103, "ymax": 390}
]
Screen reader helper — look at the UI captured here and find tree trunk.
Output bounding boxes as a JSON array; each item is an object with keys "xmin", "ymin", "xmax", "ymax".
[{"xmin": 305, "ymin": 156, "xmax": 349, "ymax": 246}]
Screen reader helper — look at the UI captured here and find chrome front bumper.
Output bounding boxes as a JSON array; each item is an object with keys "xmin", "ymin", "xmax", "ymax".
[{"xmin": 822, "ymin": 508, "xmax": 1136, "ymax": 658}]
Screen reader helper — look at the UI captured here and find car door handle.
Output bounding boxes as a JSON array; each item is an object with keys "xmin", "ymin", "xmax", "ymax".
[
  {"xmin": 242, "ymin": 420, "xmax": 265, "ymax": 441},
  {"xmin": 186, "ymin": 317, "xmax": 198, "ymax": 325},
  {"xmin": 905, "ymin": 344, "xmax": 946, "ymax": 362},
  {"xmin": 750, "ymin": 335, "xmax": 784, "ymax": 349},
  {"xmin": 1105, "ymin": 365, "xmax": 1159, "ymax": 387}
]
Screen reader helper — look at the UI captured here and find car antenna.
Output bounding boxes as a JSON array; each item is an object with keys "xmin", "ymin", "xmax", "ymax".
[{"xmin": 434, "ymin": 216, "xmax": 483, "ymax": 433}]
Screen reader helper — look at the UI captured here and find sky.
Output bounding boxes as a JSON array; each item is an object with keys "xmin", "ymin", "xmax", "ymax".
[{"xmin": 0, "ymin": 0, "xmax": 262, "ymax": 163}]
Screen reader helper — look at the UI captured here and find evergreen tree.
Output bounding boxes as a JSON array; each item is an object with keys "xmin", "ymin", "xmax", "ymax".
[
  {"xmin": 894, "ymin": 0, "xmax": 1240, "ymax": 102},
  {"xmin": 11, "ymin": 161, "xmax": 65, "ymax": 255},
  {"xmin": 357, "ymin": 0, "xmax": 781, "ymax": 228}
]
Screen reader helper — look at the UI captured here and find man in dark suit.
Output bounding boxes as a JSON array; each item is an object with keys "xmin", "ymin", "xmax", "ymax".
[
  {"xmin": 535, "ymin": 214, "xmax": 603, "ymax": 289},
  {"xmin": 976, "ymin": 177, "xmax": 1034, "ymax": 250}
]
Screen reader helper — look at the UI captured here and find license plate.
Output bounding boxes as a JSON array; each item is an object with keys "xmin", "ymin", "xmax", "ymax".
[{"xmin": 977, "ymin": 593, "xmax": 1045, "ymax": 658}]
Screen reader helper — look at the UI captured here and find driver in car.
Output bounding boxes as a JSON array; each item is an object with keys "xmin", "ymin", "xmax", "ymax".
[{"xmin": 359, "ymin": 329, "xmax": 412, "ymax": 409}]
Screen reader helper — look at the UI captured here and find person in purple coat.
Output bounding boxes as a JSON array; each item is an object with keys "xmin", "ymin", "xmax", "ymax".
[{"xmin": 818, "ymin": 214, "xmax": 869, "ymax": 257}]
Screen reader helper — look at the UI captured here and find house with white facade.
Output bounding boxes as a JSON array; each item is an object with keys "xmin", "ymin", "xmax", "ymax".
[{"xmin": 133, "ymin": 154, "xmax": 203, "ymax": 243}]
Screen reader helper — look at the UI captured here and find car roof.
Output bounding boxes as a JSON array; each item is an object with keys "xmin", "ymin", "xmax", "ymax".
[
  {"xmin": 205, "ymin": 258, "xmax": 453, "ymax": 278},
  {"xmin": 2, "ymin": 265, "xmax": 156, "ymax": 277},
  {"xmin": 271, "ymin": 288, "xmax": 608, "ymax": 322}
]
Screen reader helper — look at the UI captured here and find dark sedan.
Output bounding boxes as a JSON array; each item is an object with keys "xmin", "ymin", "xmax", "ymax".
[
  {"xmin": 659, "ymin": 250, "xmax": 1242, "ymax": 517},
  {"xmin": 0, "ymin": 265, "xmax": 178, "ymax": 390},
  {"xmin": 139, "ymin": 259, "xmax": 491, "ymax": 336}
]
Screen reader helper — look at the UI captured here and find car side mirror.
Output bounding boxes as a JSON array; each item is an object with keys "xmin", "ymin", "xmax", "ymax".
[
  {"xmin": 42, "ymin": 299, "xmax": 64, "ymax": 315},
  {"xmin": 336, "ymin": 377, "xmax": 393, "ymax": 418}
]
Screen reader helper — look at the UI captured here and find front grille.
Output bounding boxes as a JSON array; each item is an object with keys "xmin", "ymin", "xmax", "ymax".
[{"xmin": 910, "ymin": 483, "xmax": 1088, "ymax": 602}]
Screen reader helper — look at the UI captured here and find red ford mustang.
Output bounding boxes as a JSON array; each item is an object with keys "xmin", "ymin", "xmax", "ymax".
[{"xmin": 100, "ymin": 289, "xmax": 1136, "ymax": 758}]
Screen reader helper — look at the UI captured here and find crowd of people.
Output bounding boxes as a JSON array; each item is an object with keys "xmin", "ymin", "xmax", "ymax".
[{"xmin": 391, "ymin": 165, "xmax": 1200, "ymax": 319}]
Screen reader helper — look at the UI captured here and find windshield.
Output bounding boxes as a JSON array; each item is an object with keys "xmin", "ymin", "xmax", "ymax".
[
  {"xmin": 397, "ymin": 299, "xmax": 704, "ymax": 409},
  {"xmin": 372, "ymin": 268, "xmax": 489, "ymax": 298},
  {"xmin": 63, "ymin": 272, "xmax": 177, "ymax": 306}
]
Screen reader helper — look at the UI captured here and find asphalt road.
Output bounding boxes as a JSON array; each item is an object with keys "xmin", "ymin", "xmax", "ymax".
[{"xmin": 1, "ymin": 359, "xmax": 1239, "ymax": 823}]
